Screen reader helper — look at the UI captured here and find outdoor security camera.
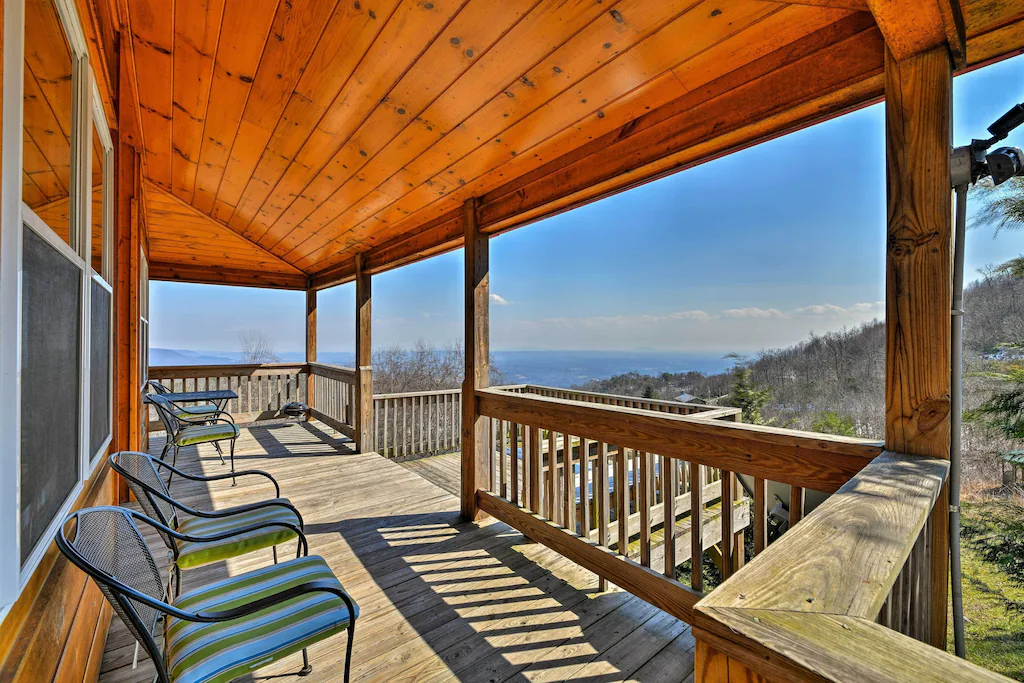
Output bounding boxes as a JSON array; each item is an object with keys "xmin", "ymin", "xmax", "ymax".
[{"xmin": 986, "ymin": 146, "xmax": 1024, "ymax": 185}]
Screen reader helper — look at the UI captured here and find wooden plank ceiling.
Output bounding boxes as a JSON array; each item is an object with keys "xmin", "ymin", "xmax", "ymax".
[{"xmin": 124, "ymin": 0, "xmax": 1024, "ymax": 290}]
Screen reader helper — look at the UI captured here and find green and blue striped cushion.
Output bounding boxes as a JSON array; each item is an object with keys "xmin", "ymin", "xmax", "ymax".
[
  {"xmin": 175, "ymin": 422, "xmax": 240, "ymax": 447},
  {"xmin": 166, "ymin": 555, "xmax": 356, "ymax": 683},
  {"xmin": 176, "ymin": 503, "xmax": 300, "ymax": 569}
]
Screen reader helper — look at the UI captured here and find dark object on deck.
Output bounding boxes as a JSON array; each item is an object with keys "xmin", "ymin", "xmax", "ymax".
[{"xmin": 282, "ymin": 402, "xmax": 308, "ymax": 418}]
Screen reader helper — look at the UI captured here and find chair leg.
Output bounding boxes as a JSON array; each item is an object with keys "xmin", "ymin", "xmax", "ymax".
[
  {"xmin": 172, "ymin": 564, "xmax": 181, "ymax": 600},
  {"xmin": 160, "ymin": 442, "xmax": 170, "ymax": 461},
  {"xmin": 214, "ymin": 439, "xmax": 225, "ymax": 465},
  {"xmin": 344, "ymin": 619, "xmax": 355, "ymax": 683},
  {"xmin": 272, "ymin": 545, "xmax": 278, "ymax": 564},
  {"xmin": 230, "ymin": 438, "xmax": 237, "ymax": 486},
  {"xmin": 299, "ymin": 648, "xmax": 312, "ymax": 677},
  {"xmin": 167, "ymin": 445, "xmax": 179, "ymax": 487}
]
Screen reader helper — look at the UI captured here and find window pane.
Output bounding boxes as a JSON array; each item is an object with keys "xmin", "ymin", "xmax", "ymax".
[
  {"xmin": 91, "ymin": 126, "xmax": 105, "ymax": 274},
  {"xmin": 23, "ymin": 0, "xmax": 75, "ymax": 247},
  {"xmin": 21, "ymin": 225, "xmax": 81, "ymax": 563},
  {"xmin": 90, "ymin": 279, "xmax": 111, "ymax": 457}
]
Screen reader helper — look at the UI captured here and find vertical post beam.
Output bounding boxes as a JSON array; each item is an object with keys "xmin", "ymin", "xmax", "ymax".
[
  {"xmin": 354, "ymin": 254, "xmax": 373, "ymax": 452},
  {"xmin": 884, "ymin": 44, "xmax": 953, "ymax": 649},
  {"xmin": 305, "ymin": 288, "xmax": 317, "ymax": 409},
  {"xmin": 113, "ymin": 42, "xmax": 143, "ymax": 501},
  {"xmin": 462, "ymin": 197, "xmax": 490, "ymax": 521}
]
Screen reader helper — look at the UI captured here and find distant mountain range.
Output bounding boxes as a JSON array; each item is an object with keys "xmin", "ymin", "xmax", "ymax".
[{"xmin": 150, "ymin": 348, "xmax": 356, "ymax": 367}]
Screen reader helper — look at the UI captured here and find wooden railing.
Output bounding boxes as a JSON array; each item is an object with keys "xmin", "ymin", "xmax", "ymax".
[
  {"xmin": 149, "ymin": 362, "xmax": 359, "ymax": 438},
  {"xmin": 472, "ymin": 387, "xmax": 884, "ymax": 624},
  {"xmin": 373, "ymin": 388, "xmax": 461, "ymax": 458},
  {"xmin": 148, "ymin": 363, "xmax": 309, "ymax": 430},
  {"xmin": 308, "ymin": 362, "xmax": 357, "ymax": 439},
  {"xmin": 692, "ymin": 451, "xmax": 1009, "ymax": 682}
]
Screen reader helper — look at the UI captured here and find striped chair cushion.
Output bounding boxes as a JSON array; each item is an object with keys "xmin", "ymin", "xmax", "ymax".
[
  {"xmin": 166, "ymin": 556, "xmax": 356, "ymax": 683},
  {"xmin": 175, "ymin": 423, "xmax": 239, "ymax": 447},
  {"xmin": 176, "ymin": 502, "xmax": 300, "ymax": 569}
]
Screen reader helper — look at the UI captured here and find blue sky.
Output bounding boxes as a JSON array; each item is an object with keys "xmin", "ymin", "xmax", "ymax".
[{"xmin": 152, "ymin": 54, "xmax": 1024, "ymax": 355}]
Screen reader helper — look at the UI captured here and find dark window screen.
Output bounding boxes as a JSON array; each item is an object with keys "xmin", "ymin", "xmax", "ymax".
[
  {"xmin": 21, "ymin": 225, "xmax": 81, "ymax": 563},
  {"xmin": 90, "ymin": 279, "xmax": 111, "ymax": 457}
]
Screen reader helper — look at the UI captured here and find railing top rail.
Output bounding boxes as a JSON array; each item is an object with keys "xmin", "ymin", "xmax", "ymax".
[
  {"xmin": 509, "ymin": 383, "xmax": 730, "ymax": 414},
  {"xmin": 307, "ymin": 362, "xmax": 357, "ymax": 381},
  {"xmin": 691, "ymin": 451, "xmax": 1008, "ymax": 682},
  {"xmin": 476, "ymin": 387, "xmax": 882, "ymax": 492},
  {"xmin": 150, "ymin": 362, "xmax": 309, "ymax": 378},
  {"xmin": 374, "ymin": 387, "xmax": 462, "ymax": 400}
]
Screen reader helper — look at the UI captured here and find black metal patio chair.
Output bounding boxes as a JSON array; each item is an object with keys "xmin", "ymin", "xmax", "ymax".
[
  {"xmin": 110, "ymin": 451, "xmax": 306, "ymax": 597},
  {"xmin": 147, "ymin": 380, "xmax": 222, "ymax": 422},
  {"xmin": 56, "ymin": 506, "xmax": 357, "ymax": 683},
  {"xmin": 147, "ymin": 393, "xmax": 240, "ymax": 479}
]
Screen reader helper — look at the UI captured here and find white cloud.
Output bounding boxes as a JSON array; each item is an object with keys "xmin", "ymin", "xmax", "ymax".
[
  {"xmin": 490, "ymin": 293, "xmax": 510, "ymax": 306},
  {"xmin": 722, "ymin": 307, "xmax": 784, "ymax": 319}
]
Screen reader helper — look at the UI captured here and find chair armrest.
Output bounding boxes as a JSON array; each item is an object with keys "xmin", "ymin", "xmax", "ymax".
[
  {"xmin": 154, "ymin": 461, "xmax": 280, "ymax": 497},
  {"xmin": 192, "ymin": 579, "xmax": 358, "ymax": 624}
]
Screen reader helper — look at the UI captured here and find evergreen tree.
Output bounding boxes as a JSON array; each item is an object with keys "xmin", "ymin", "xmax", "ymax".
[{"xmin": 729, "ymin": 367, "xmax": 772, "ymax": 425}]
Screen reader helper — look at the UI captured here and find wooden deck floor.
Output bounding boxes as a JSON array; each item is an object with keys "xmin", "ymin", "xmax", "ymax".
[{"xmin": 99, "ymin": 422, "xmax": 695, "ymax": 683}]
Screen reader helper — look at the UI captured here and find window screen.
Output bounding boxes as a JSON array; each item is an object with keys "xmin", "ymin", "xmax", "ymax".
[
  {"xmin": 20, "ymin": 225, "xmax": 81, "ymax": 563},
  {"xmin": 90, "ymin": 278, "xmax": 111, "ymax": 457}
]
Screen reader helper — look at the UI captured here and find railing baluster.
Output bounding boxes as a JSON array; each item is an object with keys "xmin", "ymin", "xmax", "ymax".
[
  {"xmin": 529, "ymin": 426, "xmax": 541, "ymax": 512},
  {"xmin": 663, "ymin": 455, "xmax": 676, "ymax": 579},
  {"xmin": 754, "ymin": 476, "xmax": 767, "ymax": 556},
  {"xmin": 722, "ymin": 470, "xmax": 735, "ymax": 579},
  {"xmin": 546, "ymin": 430, "xmax": 555, "ymax": 521},
  {"xmin": 690, "ymin": 461, "xmax": 703, "ymax": 592},
  {"xmin": 597, "ymin": 442, "xmax": 610, "ymax": 590},
  {"xmin": 510, "ymin": 422, "xmax": 519, "ymax": 505},
  {"xmin": 639, "ymin": 451, "xmax": 652, "ymax": 567},
  {"xmin": 790, "ymin": 485, "xmax": 805, "ymax": 527},
  {"xmin": 563, "ymin": 434, "xmax": 575, "ymax": 533},
  {"xmin": 579, "ymin": 438, "xmax": 590, "ymax": 540},
  {"xmin": 616, "ymin": 447, "xmax": 629, "ymax": 557}
]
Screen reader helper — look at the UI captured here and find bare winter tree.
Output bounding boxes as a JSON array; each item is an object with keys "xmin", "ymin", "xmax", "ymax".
[
  {"xmin": 239, "ymin": 329, "xmax": 280, "ymax": 364},
  {"xmin": 372, "ymin": 339, "xmax": 505, "ymax": 394}
]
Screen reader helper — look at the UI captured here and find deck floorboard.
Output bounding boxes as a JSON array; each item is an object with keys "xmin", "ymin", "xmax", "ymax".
[{"xmin": 98, "ymin": 422, "xmax": 694, "ymax": 682}]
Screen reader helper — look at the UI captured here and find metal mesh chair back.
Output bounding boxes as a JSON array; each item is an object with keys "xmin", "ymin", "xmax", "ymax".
[
  {"xmin": 58, "ymin": 508, "xmax": 166, "ymax": 662},
  {"xmin": 112, "ymin": 451, "xmax": 178, "ymax": 548},
  {"xmin": 146, "ymin": 393, "xmax": 182, "ymax": 436},
  {"xmin": 147, "ymin": 380, "xmax": 172, "ymax": 394}
]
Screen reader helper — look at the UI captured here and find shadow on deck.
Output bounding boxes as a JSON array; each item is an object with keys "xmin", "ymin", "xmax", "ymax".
[{"xmin": 99, "ymin": 422, "xmax": 695, "ymax": 683}]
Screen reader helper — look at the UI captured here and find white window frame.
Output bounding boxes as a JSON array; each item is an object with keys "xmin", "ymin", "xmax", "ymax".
[
  {"xmin": 0, "ymin": 0, "xmax": 104, "ymax": 619},
  {"xmin": 88, "ymin": 79, "xmax": 113, "ymax": 468}
]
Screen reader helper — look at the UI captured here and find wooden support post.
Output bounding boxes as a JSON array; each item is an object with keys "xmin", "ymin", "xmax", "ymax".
[
  {"xmin": 354, "ymin": 254, "xmax": 373, "ymax": 453},
  {"xmin": 113, "ymin": 63, "xmax": 143, "ymax": 502},
  {"xmin": 305, "ymin": 288, "xmax": 316, "ymax": 409},
  {"xmin": 884, "ymin": 43, "xmax": 953, "ymax": 649},
  {"xmin": 461, "ymin": 197, "xmax": 490, "ymax": 521}
]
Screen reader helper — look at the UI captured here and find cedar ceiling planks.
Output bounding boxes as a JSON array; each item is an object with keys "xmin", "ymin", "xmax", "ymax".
[
  {"xmin": 144, "ymin": 182, "xmax": 306, "ymax": 286},
  {"xmin": 125, "ymin": 0, "xmax": 1024, "ymax": 288}
]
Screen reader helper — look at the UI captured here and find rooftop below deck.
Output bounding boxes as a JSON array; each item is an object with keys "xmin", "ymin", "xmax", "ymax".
[{"xmin": 100, "ymin": 421, "xmax": 696, "ymax": 683}]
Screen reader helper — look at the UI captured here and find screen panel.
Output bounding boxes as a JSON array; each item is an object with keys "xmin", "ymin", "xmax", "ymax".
[
  {"xmin": 20, "ymin": 225, "xmax": 81, "ymax": 563},
  {"xmin": 89, "ymin": 278, "xmax": 111, "ymax": 457}
]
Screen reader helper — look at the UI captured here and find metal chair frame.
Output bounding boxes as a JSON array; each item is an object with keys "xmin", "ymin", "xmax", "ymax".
[
  {"xmin": 110, "ymin": 451, "xmax": 306, "ymax": 597},
  {"xmin": 56, "ymin": 507, "xmax": 356, "ymax": 683},
  {"xmin": 146, "ymin": 393, "xmax": 239, "ymax": 482}
]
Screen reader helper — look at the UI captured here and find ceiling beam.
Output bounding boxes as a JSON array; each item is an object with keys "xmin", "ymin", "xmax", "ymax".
[
  {"xmin": 149, "ymin": 262, "xmax": 309, "ymax": 290},
  {"xmin": 866, "ymin": 0, "xmax": 966, "ymax": 66}
]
